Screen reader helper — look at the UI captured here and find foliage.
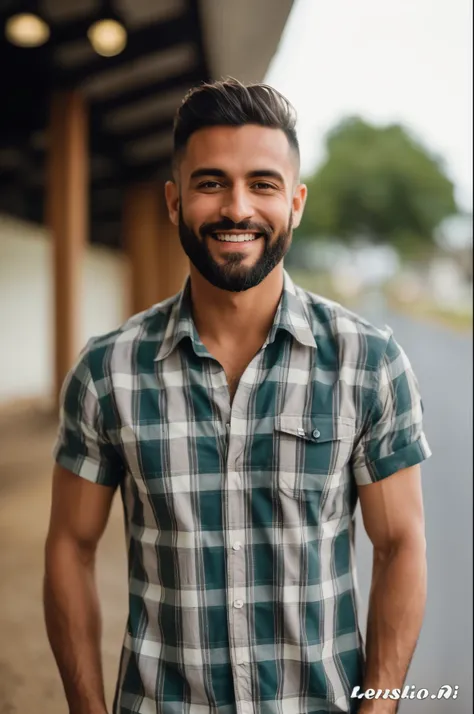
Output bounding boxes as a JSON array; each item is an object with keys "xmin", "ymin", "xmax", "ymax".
[{"xmin": 297, "ymin": 117, "xmax": 458, "ymax": 252}]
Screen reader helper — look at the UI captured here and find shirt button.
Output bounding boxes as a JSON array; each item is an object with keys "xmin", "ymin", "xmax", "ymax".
[
  {"xmin": 232, "ymin": 541, "xmax": 242, "ymax": 551},
  {"xmin": 233, "ymin": 599, "xmax": 244, "ymax": 609},
  {"xmin": 312, "ymin": 428, "xmax": 321, "ymax": 439}
]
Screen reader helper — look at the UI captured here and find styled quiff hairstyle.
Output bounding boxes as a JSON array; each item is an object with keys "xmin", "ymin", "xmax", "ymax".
[{"xmin": 172, "ymin": 78, "xmax": 300, "ymax": 172}]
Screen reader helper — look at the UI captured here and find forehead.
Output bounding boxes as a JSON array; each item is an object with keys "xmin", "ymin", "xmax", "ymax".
[{"xmin": 181, "ymin": 125, "xmax": 294, "ymax": 177}]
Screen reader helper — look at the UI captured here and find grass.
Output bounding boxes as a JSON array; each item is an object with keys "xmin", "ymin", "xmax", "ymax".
[
  {"xmin": 289, "ymin": 269, "xmax": 472, "ymax": 334},
  {"xmin": 385, "ymin": 294, "xmax": 472, "ymax": 333},
  {"xmin": 286, "ymin": 269, "xmax": 361, "ymax": 308}
]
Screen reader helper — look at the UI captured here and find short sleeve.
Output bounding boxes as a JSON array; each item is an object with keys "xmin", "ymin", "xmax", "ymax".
[
  {"xmin": 351, "ymin": 333, "xmax": 432, "ymax": 485},
  {"xmin": 53, "ymin": 343, "xmax": 124, "ymax": 487}
]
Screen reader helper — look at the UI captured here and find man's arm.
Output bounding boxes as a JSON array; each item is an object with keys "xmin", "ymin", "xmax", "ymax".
[
  {"xmin": 357, "ymin": 464, "xmax": 427, "ymax": 713},
  {"xmin": 44, "ymin": 464, "xmax": 116, "ymax": 714}
]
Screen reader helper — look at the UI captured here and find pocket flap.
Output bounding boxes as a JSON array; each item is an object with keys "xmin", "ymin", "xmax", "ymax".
[{"xmin": 275, "ymin": 414, "xmax": 355, "ymax": 443}]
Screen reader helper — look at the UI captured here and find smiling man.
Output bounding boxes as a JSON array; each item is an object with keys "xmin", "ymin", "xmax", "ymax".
[{"xmin": 44, "ymin": 80, "xmax": 431, "ymax": 714}]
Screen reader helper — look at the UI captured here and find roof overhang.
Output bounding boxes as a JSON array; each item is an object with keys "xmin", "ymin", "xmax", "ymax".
[
  {"xmin": 200, "ymin": 0, "xmax": 293, "ymax": 83},
  {"xmin": 0, "ymin": 0, "xmax": 294, "ymax": 248}
]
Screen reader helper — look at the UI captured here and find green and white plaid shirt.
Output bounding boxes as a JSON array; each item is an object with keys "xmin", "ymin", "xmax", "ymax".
[{"xmin": 54, "ymin": 270, "xmax": 431, "ymax": 714}]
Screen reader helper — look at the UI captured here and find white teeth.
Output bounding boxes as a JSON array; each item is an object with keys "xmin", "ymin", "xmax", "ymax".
[{"xmin": 215, "ymin": 233, "xmax": 258, "ymax": 243}]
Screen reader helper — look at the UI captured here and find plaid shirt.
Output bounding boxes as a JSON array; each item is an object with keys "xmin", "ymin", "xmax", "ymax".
[{"xmin": 54, "ymin": 270, "xmax": 431, "ymax": 714}]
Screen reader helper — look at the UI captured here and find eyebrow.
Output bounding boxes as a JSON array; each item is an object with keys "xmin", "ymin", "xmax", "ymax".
[{"xmin": 189, "ymin": 168, "xmax": 286, "ymax": 184}]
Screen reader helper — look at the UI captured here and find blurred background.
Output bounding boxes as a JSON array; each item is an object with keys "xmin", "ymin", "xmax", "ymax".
[{"xmin": 0, "ymin": 0, "xmax": 472, "ymax": 712}]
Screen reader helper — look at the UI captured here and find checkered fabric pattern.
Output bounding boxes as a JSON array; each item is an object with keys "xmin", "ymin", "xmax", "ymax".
[{"xmin": 54, "ymin": 270, "xmax": 431, "ymax": 714}]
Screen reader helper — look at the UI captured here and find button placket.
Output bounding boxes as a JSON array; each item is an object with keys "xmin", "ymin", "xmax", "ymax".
[
  {"xmin": 225, "ymin": 464, "xmax": 249, "ymax": 686},
  {"xmin": 224, "ymin": 353, "xmax": 264, "ymax": 703}
]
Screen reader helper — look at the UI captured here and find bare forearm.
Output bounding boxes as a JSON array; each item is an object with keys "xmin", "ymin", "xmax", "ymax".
[
  {"xmin": 43, "ymin": 540, "xmax": 108, "ymax": 714},
  {"xmin": 360, "ymin": 538, "xmax": 427, "ymax": 712}
]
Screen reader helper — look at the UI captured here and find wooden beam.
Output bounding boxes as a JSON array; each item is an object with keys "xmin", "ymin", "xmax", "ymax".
[
  {"xmin": 92, "ymin": 70, "xmax": 200, "ymax": 114},
  {"xmin": 46, "ymin": 91, "xmax": 88, "ymax": 406},
  {"xmin": 55, "ymin": 17, "xmax": 194, "ymax": 87}
]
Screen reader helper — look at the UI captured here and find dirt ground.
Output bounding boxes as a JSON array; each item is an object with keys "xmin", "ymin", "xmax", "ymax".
[{"xmin": 0, "ymin": 401, "xmax": 128, "ymax": 713}]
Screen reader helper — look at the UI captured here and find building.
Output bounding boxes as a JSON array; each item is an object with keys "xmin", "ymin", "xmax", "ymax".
[{"xmin": 0, "ymin": 0, "xmax": 294, "ymax": 405}]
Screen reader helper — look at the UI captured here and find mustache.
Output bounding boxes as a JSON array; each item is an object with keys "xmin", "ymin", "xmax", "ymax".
[{"xmin": 199, "ymin": 218, "xmax": 273, "ymax": 239}]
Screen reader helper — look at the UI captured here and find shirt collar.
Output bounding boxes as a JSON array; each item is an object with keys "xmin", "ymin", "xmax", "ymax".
[
  {"xmin": 154, "ymin": 268, "xmax": 316, "ymax": 362},
  {"xmin": 267, "ymin": 269, "xmax": 317, "ymax": 350}
]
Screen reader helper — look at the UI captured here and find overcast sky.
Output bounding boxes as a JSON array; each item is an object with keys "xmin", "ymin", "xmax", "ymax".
[{"xmin": 265, "ymin": 0, "xmax": 472, "ymax": 212}]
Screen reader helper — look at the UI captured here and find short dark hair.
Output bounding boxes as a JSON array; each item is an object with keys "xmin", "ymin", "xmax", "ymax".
[{"xmin": 172, "ymin": 78, "xmax": 300, "ymax": 172}]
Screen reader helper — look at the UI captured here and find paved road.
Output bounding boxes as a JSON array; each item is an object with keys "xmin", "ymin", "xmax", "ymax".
[{"xmin": 354, "ymin": 298, "xmax": 473, "ymax": 713}]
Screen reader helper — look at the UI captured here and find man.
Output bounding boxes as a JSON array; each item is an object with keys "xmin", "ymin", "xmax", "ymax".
[{"xmin": 44, "ymin": 79, "xmax": 431, "ymax": 714}]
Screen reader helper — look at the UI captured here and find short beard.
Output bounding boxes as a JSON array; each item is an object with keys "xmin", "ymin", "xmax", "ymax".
[{"xmin": 178, "ymin": 204, "xmax": 293, "ymax": 292}]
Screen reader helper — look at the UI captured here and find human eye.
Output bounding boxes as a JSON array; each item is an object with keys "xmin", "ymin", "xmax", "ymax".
[
  {"xmin": 252, "ymin": 181, "xmax": 277, "ymax": 191},
  {"xmin": 197, "ymin": 180, "xmax": 224, "ymax": 190}
]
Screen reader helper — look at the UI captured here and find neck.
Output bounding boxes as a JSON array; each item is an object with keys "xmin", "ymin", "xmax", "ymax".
[{"xmin": 189, "ymin": 264, "xmax": 285, "ymax": 347}]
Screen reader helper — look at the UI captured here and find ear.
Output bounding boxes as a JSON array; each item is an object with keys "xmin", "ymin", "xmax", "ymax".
[
  {"xmin": 291, "ymin": 183, "xmax": 307, "ymax": 230},
  {"xmin": 165, "ymin": 180, "xmax": 179, "ymax": 226}
]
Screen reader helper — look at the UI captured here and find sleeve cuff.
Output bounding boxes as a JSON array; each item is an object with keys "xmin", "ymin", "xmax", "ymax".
[
  {"xmin": 54, "ymin": 446, "xmax": 119, "ymax": 488},
  {"xmin": 354, "ymin": 434, "xmax": 432, "ymax": 485}
]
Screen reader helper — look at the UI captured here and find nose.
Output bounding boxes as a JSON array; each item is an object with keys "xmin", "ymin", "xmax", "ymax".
[{"xmin": 220, "ymin": 185, "xmax": 254, "ymax": 224}]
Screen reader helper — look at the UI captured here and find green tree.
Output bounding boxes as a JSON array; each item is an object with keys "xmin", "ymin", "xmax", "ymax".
[{"xmin": 297, "ymin": 117, "xmax": 458, "ymax": 257}]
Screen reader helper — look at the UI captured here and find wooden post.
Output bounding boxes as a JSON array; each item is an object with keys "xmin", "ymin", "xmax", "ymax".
[
  {"xmin": 124, "ymin": 182, "xmax": 189, "ymax": 316},
  {"xmin": 46, "ymin": 91, "xmax": 88, "ymax": 406},
  {"xmin": 123, "ymin": 182, "xmax": 162, "ymax": 316},
  {"xmin": 156, "ymin": 186, "xmax": 189, "ymax": 303}
]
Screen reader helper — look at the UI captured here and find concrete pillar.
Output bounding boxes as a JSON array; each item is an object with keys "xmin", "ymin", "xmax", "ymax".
[
  {"xmin": 46, "ymin": 91, "xmax": 88, "ymax": 405},
  {"xmin": 124, "ymin": 182, "xmax": 188, "ymax": 316}
]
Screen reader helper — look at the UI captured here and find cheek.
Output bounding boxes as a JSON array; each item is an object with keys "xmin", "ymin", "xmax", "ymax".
[
  {"xmin": 183, "ymin": 194, "xmax": 220, "ymax": 227},
  {"xmin": 264, "ymin": 206, "xmax": 292, "ymax": 233},
  {"xmin": 259, "ymin": 194, "xmax": 292, "ymax": 220}
]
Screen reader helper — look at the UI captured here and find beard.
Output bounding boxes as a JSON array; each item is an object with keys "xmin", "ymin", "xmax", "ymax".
[{"xmin": 178, "ymin": 203, "xmax": 293, "ymax": 292}]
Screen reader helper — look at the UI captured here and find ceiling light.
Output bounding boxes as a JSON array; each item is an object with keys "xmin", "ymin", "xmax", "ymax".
[
  {"xmin": 5, "ymin": 13, "xmax": 50, "ymax": 48},
  {"xmin": 87, "ymin": 19, "xmax": 127, "ymax": 57}
]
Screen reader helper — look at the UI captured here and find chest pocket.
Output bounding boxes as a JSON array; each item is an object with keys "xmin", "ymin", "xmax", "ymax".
[{"xmin": 275, "ymin": 414, "xmax": 356, "ymax": 500}]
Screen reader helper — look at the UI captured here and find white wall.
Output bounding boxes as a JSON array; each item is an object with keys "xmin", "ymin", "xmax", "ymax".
[{"xmin": 0, "ymin": 214, "xmax": 129, "ymax": 404}]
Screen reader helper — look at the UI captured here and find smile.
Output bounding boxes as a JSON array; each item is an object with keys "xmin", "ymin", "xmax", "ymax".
[{"xmin": 211, "ymin": 233, "xmax": 262, "ymax": 243}]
